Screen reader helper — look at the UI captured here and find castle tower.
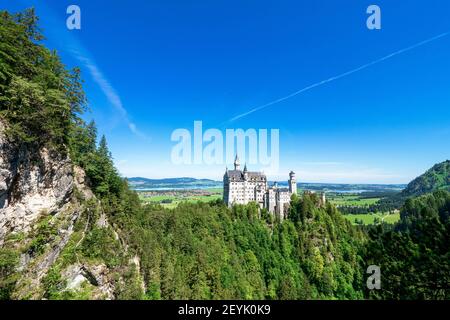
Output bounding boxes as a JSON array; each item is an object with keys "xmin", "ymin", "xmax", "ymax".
[
  {"xmin": 234, "ymin": 155, "xmax": 240, "ymax": 171},
  {"xmin": 289, "ymin": 171, "xmax": 297, "ymax": 195},
  {"xmin": 243, "ymin": 163, "xmax": 248, "ymax": 180}
]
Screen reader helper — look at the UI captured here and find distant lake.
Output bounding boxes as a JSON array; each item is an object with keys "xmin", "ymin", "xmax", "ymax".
[
  {"xmin": 130, "ymin": 181, "xmax": 404, "ymax": 193},
  {"xmin": 132, "ymin": 187, "xmax": 393, "ymax": 194},
  {"xmin": 133, "ymin": 185, "xmax": 222, "ymax": 191},
  {"xmin": 324, "ymin": 190, "xmax": 370, "ymax": 194}
]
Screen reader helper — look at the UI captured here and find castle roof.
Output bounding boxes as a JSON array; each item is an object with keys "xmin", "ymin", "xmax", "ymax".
[{"xmin": 225, "ymin": 169, "xmax": 266, "ymax": 182}]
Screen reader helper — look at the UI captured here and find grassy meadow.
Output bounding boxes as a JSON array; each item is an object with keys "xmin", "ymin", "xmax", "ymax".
[
  {"xmin": 343, "ymin": 211, "xmax": 400, "ymax": 225},
  {"xmin": 139, "ymin": 188, "xmax": 223, "ymax": 209},
  {"xmin": 328, "ymin": 195, "xmax": 381, "ymax": 206}
]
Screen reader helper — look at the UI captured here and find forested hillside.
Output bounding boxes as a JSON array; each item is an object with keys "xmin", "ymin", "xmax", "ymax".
[
  {"xmin": 365, "ymin": 190, "xmax": 450, "ymax": 299},
  {"xmin": 348, "ymin": 160, "xmax": 450, "ymax": 214},
  {"xmin": 114, "ymin": 195, "xmax": 366, "ymax": 299},
  {"xmin": 401, "ymin": 160, "xmax": 450, "ymax": 197}
]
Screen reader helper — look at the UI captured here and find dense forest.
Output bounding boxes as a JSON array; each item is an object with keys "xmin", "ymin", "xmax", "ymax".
[
  {"xmin": 117, "ymin": 196, "xmax": 366, "ymax": 299},
  {"xmin": 0, "ymin": 9, "xmax": 448, "ymax": 300},
  {"xmin": 365, "ymin": 190, "xmax": 450, "ymax": 299}
]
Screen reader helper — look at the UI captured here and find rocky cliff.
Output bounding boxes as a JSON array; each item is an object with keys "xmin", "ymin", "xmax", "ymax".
[
  {"xmin": 0, "ymin": 120, "xmax": 143, "ymax": 299},
  {"xmin": 0, "ymin": 120, "xmax": 77, "ymax": 243}
]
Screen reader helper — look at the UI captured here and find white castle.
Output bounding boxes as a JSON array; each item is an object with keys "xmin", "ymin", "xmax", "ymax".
[{"xmin": 223, "ymin": 155, "xmax": 296, "ymax": 219}]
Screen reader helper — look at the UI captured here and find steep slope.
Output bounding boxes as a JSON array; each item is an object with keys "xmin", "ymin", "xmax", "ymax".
[
  {"xmin": 0, "ymin": 121, "xmax": 143, "ymax": 299},
  {"xmin": 0, "ymin": 120, "xmax": 76, "ymax": 242},
  {"xmin": 401, "ymin": 160, "xmax": 450, "ymax": 197}
]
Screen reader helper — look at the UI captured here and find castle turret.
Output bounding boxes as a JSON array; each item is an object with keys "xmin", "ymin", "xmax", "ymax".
[
  {"xmin": 320, "ymin": 192, "xmax": 326, "ymax": 206},
  {"xmin": 289, "ymin": 171, "xmax": 297, "ymax": 195},
  {"xmin": 223, "ymin": 166, "xmax": 229, "ymax": 204},
  {"xmin": 234, "ymin": 155, "xmax": 240, "ymax": 171}
]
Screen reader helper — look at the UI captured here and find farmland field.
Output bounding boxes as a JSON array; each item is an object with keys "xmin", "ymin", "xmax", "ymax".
[
  {"xmin": 343, "ymin": 211, "xmax": 400, "ymax": 225},
  {"xmin": 328, "ymin": 194, "xmax": 381, "ymax": 206},
  {"xmin": 327, "ymin": 193, "xmax": 400, "ymax": 225},
  {"xmin": 139, "ymin": 188, "xmax": 223, "ymax": 208}
]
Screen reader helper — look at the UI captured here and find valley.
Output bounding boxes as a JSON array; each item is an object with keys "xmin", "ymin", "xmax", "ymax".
[{"xmin": 134, "ymin": 181, "xmax": 404, "ymax": 225}]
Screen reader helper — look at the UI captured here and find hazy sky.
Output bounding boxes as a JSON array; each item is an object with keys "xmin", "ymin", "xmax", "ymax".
[{"xmin": 5, "ymin": 0, "xmax": 450, "ymax": 183}]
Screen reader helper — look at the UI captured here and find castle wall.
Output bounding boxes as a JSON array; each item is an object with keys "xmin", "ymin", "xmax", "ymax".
[{"xmin": 223, "ymin": 164, "xmax": 296, "ymax": 214}]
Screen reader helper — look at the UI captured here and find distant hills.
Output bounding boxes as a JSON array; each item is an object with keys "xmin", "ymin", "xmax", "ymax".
[
  {"xmin": 128, "ymin": 159, "xmax": 450, "ymax": 196},
  {"xmin": 128, "ymin": 177, "xmax": 217, "ymax": 184},
  {"xmin": 127, "ymin": 176, "xmax": 405, "ymax": 193},
  {"xmin": 127, "ymin": 160, "xmax": 450, "ymax": 196},
  {"xmin": 401, "ymin": 160, "xmax": 450, "ymax": 197},
  {"xmin": 374, "ymin": 160, "xmax": 450, "ymax": 211},
  {"xmin": 127, "ymin": 177, "xmax": 222, "ymax": 190}
]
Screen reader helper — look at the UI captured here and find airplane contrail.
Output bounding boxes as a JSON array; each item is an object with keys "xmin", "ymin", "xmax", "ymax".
[{"xmin": 226, "ymin": 32, "xmax": 449, "ymax": 124}]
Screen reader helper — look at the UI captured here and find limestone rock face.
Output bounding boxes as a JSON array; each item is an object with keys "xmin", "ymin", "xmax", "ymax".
[
  {"xmin": 0, "ymin": 120, "xmax": 74, "ymax": 243},
  {"xmin": 0, "ymin": 121, "xmax": 144, "ymax": 300},
  {"xmin": 62, "ymin": 263, "xmax": 116, "ymax": 300}
]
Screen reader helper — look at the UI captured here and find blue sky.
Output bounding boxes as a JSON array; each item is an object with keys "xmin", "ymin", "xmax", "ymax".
[{"xmin": 4, "ymin": 0, "xmax": 450, "ymax": 183}]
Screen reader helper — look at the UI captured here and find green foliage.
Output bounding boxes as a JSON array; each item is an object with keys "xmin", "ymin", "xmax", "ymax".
[
  {"xmin": 0, "ymin": 248, "xmax": 20, "ymax": 300},
  {"xmin": 82, "ymin": 135, "xmax": 124, "ymax": 197},
  {"xmin": 288, "ymin": 195, "xmax": 366, "ymax": 299},
  {"xmin": 41, "ymin": 266, "xmax": 65, "ymax": 300},
  {"xmin": 402, "ymin": 160, "xmax": 450, "ymax": 197},
  {"xmin": 365, "ymin": 190, "xmax": 450, "ymax": 299},
  {"xmin": 109, "ymin": 194, "xmax": 366, "ymax": 300},
  {"xmin": 115, "ymin": 265, "xmax": 145, "ymax": 300},
  {"xmin": 69, "ymin": 120, "xmax": 97, "ymax": 167},
  {"xmin": 0, "ymin": 9, "xmax": 86, "ymax": 149},
  {"xmin": 81, "ymin": 226, "xmax": 124, "ymax": 268},
  {"xmin": 27, "ymin": 214, "xmax": 58, "ymax": 256}
]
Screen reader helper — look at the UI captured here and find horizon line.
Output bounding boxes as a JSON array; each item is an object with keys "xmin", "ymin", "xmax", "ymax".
[{"xmin": 125, "ymin": 176, "xmax": 408, "ymax": 186}]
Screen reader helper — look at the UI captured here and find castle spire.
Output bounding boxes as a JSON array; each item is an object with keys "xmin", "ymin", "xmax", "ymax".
[{"xmin": 234, "ymin": 154, "xmax": 240, "ymax": 170}]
